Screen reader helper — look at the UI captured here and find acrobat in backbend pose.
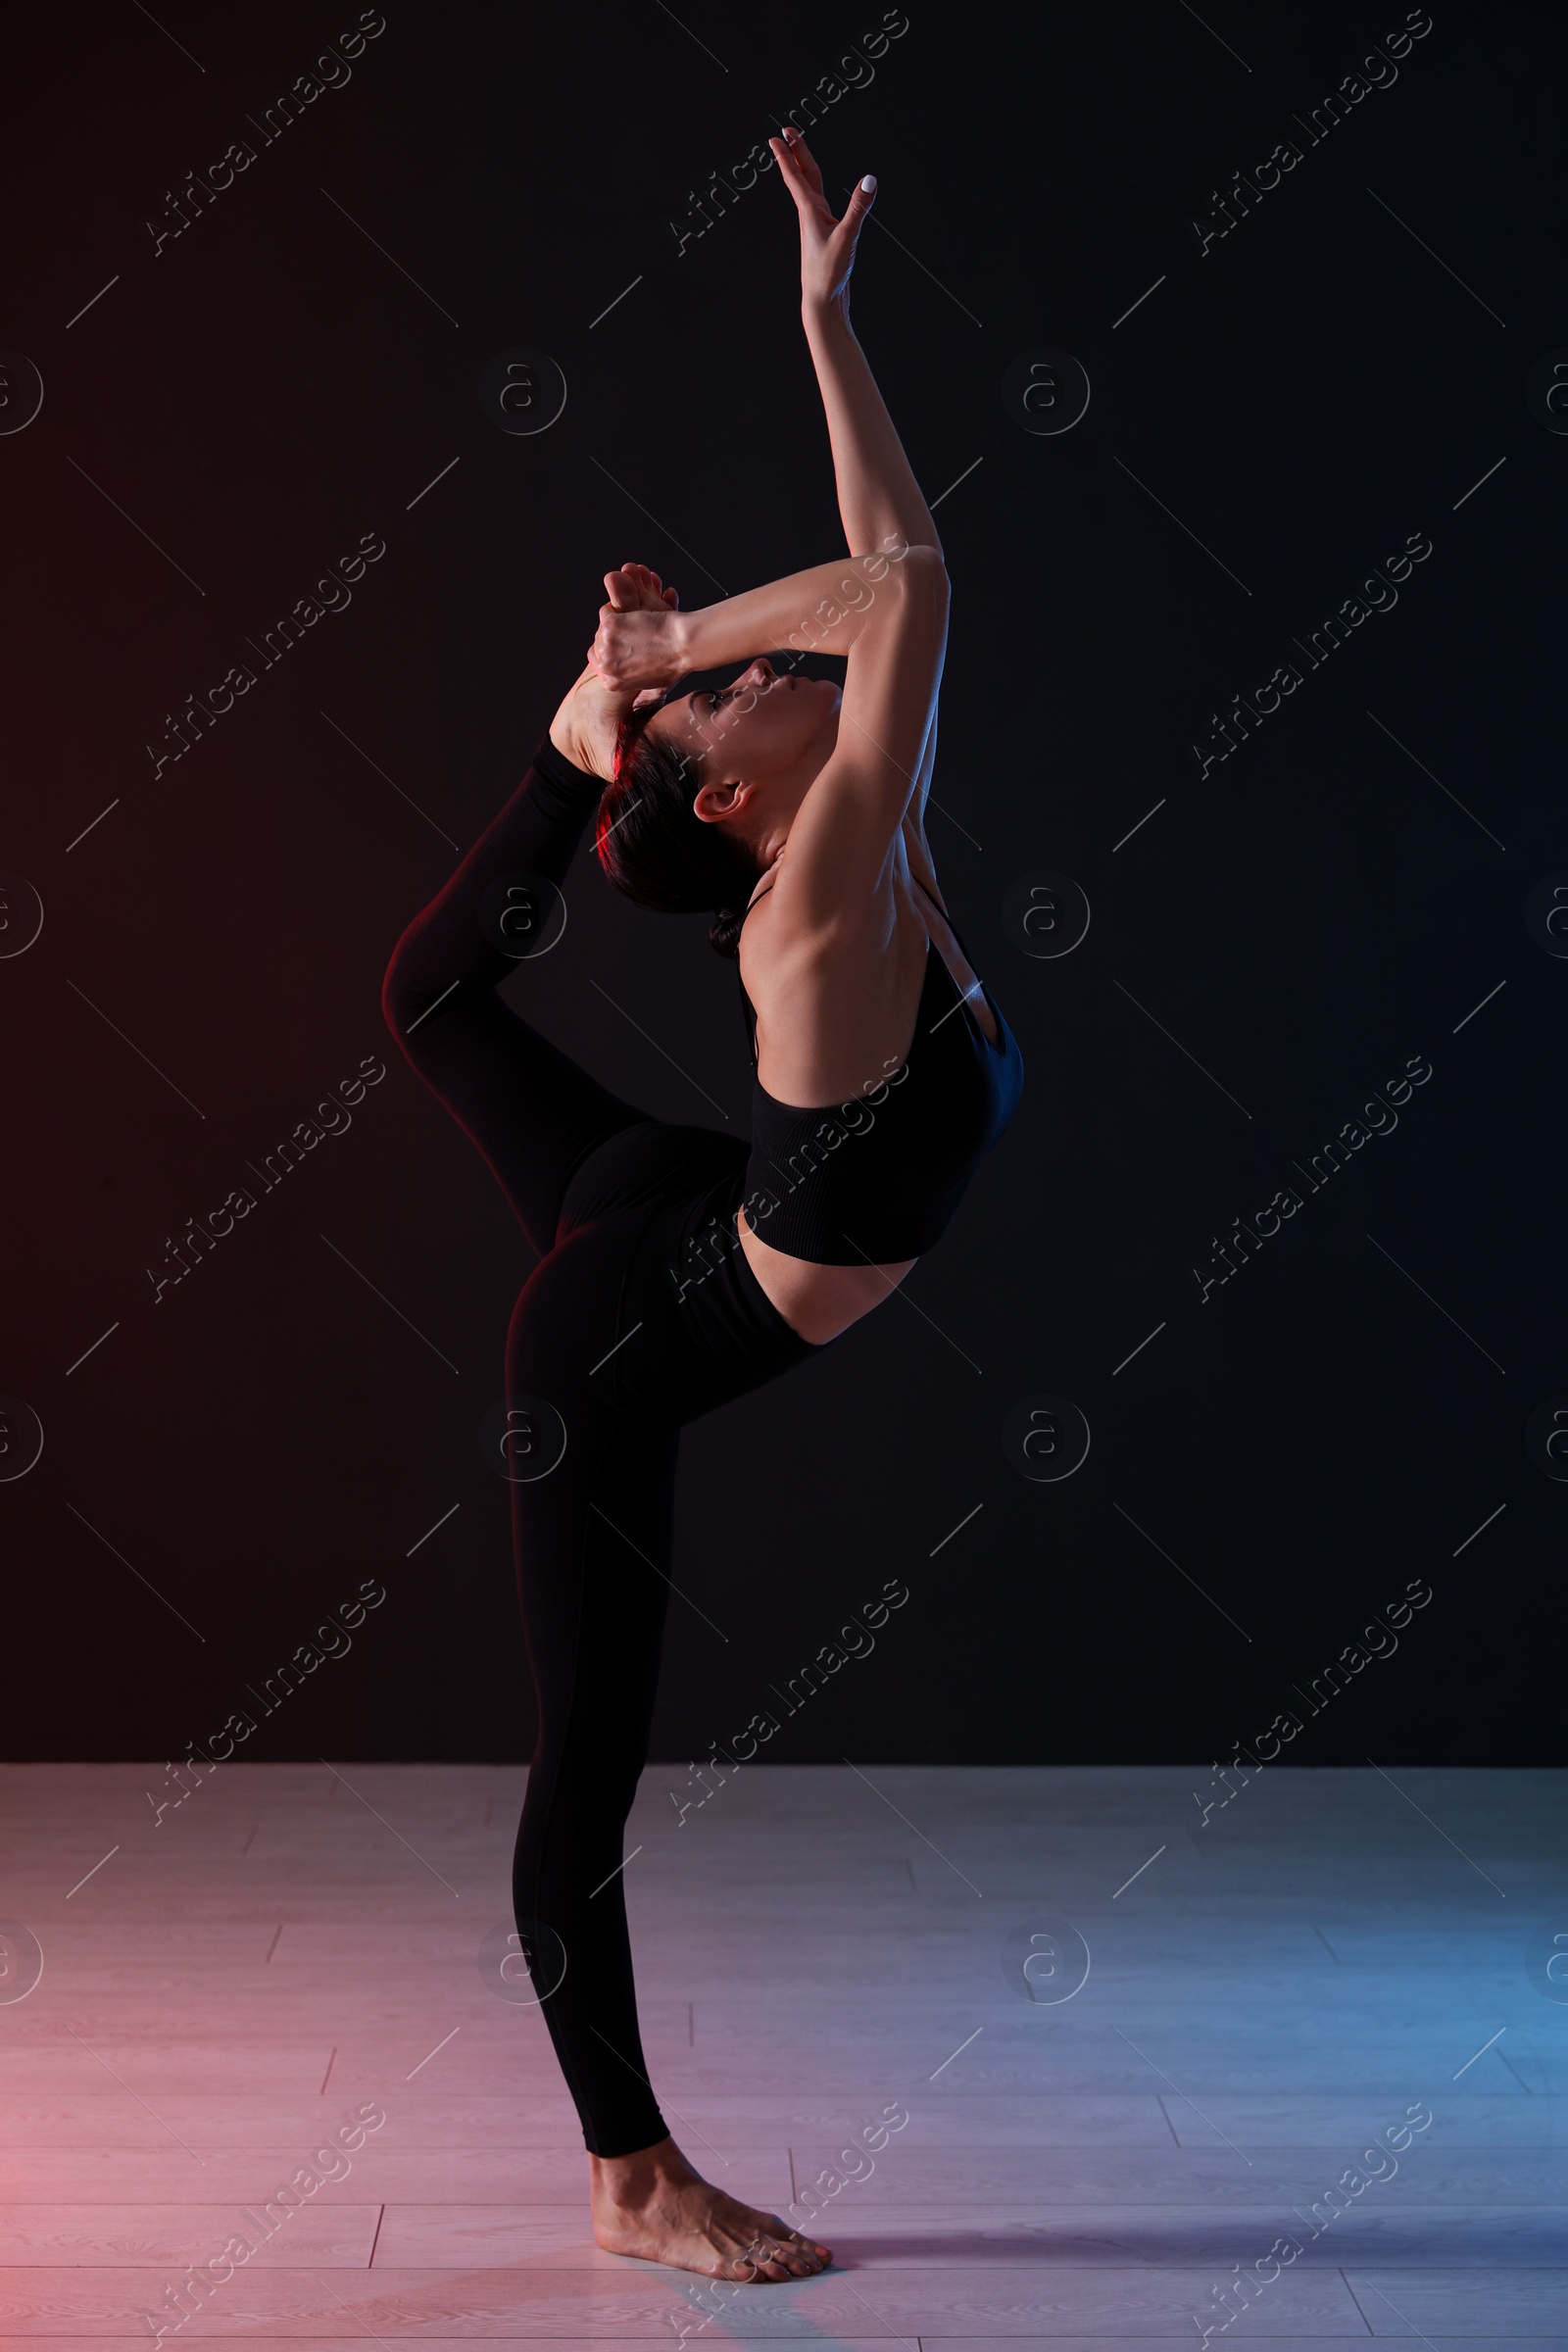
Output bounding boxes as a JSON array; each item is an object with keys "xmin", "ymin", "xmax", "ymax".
[{"xmin": 381, "ymin": 129, "xmax": 1021, "ymax": 2281}]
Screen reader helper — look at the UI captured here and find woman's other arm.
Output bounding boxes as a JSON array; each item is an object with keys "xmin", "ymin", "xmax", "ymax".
[
  {"xmin": 589, "ymin": 548, "xmax": 926, "ymax": 687},
  {"xmin": 588, "ymin": 545, "xmax": 948, "ymax": 922},
  {"xmin": 611, "ymin": 556, "xmax": 949, "ymax": 932},
  {"xmin": 770, "ymin": 128, "xmax": 941, "ymax": 564}
]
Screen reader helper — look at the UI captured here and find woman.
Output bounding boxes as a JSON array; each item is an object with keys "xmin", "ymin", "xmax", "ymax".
[{"xmin": 381, "ymin": 130, "xmax": 1022, "ymax": 2282}]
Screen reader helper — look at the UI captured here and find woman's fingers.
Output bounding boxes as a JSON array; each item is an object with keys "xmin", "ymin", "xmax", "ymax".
[
  {"xmin": 829, "ymin": 174, "xmax": 875, "ymax": 270},
  {"xmin": 768, "ymin": 134, "xmax": 820, "ymax": 218},
  {"xmin": 767, "ymin": 136, "xmax": 799, "ymax": 197},
  {"xmin": 770, "ymin": 130, "xmax": 875, "ymax": 276},
  {"xmin": 782, "ymin": 125, "xmax": 825, "ymax": 192},
  {"xmin": 836, "ymin": 173, "xmax": 877, "ymax": 242},
  {"xmin": 587, "ymin": 601, "xmax": 681, "ymax": 695}
]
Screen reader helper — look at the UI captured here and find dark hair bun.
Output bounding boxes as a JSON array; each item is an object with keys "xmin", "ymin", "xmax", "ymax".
[
  {"xmin": 598, "ymin": 711, "xmax": 761, "ymax": 956},
  {"xmin": 709, "ymin": 906, "xmax": 745, "ymax": 960}
]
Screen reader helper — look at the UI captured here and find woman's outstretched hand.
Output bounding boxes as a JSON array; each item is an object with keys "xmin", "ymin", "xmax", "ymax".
[
  {"xmin": 768, "ymin": 126, "xmax": 876, "ymax": 314},
  {"xmin": 587, "ymin": 564, "xmax": 689, "ymax": 694}
]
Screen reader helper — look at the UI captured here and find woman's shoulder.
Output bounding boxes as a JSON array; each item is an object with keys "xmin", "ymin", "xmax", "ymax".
[
  {"xmin": 737, "ymin": 868, "xmax": 894, "ymax": 983},
  {"xmin": 742, "ymin": 824, "xmax": 943, "ymax": 960}
]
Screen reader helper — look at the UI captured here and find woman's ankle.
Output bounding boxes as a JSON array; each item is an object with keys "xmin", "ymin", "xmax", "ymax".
[{"xmin": 590, "ymin": 2134, "xmax": 691, "ymax": 2201}]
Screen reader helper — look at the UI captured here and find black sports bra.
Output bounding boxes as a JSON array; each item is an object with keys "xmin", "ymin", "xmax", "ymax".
[{"xmin": 736, "ymin": 880, "xmax": 1024, "ymax": 1265}]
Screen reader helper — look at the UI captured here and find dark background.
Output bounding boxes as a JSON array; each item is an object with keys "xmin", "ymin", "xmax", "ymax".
[{"xmin": 2, "ymin": 0, "xmax": 1560, "ymax": 1767}]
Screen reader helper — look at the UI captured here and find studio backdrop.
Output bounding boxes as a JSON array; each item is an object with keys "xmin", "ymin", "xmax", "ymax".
[{"xmin": 2, "ymin": 0, "xmax": 1560, "ymax": 1765}]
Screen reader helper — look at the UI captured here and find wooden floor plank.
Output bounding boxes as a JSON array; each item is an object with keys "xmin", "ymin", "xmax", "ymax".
[{"xmin": 0, "ymin": 2210, "xmax": 379, "ymax": 2268}]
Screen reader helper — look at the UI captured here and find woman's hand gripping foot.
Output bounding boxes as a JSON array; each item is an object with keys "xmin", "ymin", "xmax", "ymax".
[{"xmin": 550, "ymin": 562, "xmax": 679, "ymax": 780}]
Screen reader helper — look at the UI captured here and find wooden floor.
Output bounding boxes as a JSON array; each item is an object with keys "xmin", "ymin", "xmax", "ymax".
[{"xmin": 0, "ymin": 1762, "xmax": 1560, "ymax": 2346}]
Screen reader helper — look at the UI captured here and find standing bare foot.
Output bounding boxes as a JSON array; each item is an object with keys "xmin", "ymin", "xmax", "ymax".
[{"xmin": 590, "ymin": 2134, "xmax": 832, "ymax": 2279}]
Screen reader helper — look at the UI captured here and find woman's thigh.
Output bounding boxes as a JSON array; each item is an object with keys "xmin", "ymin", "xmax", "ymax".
[
  {"xmin": 397, "ymin": 991, "xmax": 654, "ymax": 1261},
  {"xmin": 501, "ymin": 1220, "xmax": 682, "ymax": 1739},
  {"xmin": 497, "ymin": 1178, "xmax": 828, "ymax": 1725}
]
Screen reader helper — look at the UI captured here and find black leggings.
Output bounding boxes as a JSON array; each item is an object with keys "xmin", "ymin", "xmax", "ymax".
[{"xmin": 381, "ymin": 736, "xmax": 824, "ymax": 2157}]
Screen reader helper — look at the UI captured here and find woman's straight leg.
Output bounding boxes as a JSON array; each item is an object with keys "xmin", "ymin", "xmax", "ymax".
[{"xmin": 502, "ymin": 1216, "xmax": 679, "ymax": 2156}]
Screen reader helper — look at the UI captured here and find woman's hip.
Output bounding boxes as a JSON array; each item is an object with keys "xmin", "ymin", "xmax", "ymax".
[{"xmin": 506, "ymin": 1171, "xmax": 827, "ymax": 1435}]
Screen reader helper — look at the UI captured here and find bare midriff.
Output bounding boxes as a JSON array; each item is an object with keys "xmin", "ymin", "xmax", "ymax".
[{"xmin": 735, "ymin": 1206, "xmax": 916, "ymax": 1347}]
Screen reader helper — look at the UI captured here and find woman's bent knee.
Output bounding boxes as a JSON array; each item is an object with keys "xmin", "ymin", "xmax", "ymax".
[{"xmin": 381, "ymin": 918, "xmax": 453, "ymax": 1054}]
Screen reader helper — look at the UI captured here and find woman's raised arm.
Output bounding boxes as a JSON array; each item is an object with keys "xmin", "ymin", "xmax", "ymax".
[{"xmin": 770, "ymin": 128, "xmax": 942, "ymax": 564}]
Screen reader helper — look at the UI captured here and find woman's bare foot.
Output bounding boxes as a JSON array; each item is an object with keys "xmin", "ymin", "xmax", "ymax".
[
  {"xmin": 590, "ymin": 2134, "xmax": 832, "ymax": 2280},
  {"xmin": 550, "ymin": 562, "xmax": 679, "ymax": 780}
]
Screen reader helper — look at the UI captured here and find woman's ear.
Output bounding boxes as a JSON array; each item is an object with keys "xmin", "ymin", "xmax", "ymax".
[{"xmin": 692, "ymin": 776, "xmax": 748, "ymax": 825}]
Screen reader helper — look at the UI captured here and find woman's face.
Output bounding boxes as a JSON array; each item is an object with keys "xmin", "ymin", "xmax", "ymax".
[{"xmin": 644, "ymin": 656, "xmax": 840, "ymax": 785}]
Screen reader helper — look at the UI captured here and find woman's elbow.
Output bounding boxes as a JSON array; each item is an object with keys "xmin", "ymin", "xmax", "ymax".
[{"xmin": 898, "ymin": 543, "xmax": 950, "ymax": 612}]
